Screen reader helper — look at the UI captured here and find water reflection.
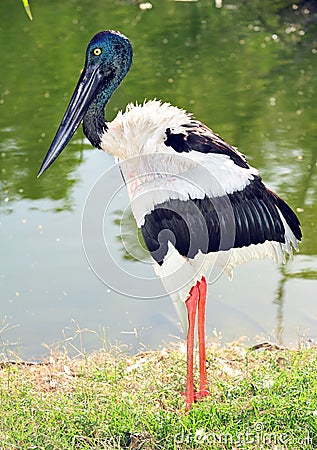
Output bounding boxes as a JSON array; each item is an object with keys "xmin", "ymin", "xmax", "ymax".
[
  {"xmin": 274, "ymin": 256, "xmax": 317, "ymax": 345},
  {"xmin": 0, "ymin": 0, "xmax": 316, "ymax": 358}
]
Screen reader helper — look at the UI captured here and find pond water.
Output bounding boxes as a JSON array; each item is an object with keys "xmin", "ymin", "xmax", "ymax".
[{"xmin": 0, "ymin": 0, "xmax": 316, "ymax": 359}]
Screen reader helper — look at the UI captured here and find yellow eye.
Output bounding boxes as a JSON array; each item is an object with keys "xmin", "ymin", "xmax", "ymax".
[{"xmin": 93, "ymin": 48, "xmax": 102, "ymax": 56}]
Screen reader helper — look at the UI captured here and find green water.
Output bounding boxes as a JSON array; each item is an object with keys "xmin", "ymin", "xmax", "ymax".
[{"xmin": 0, "ymin": 0, "xmax": 316, "ymax": 358}]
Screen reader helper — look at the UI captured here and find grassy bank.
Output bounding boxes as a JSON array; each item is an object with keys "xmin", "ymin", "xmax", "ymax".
[{"xmin": 0, "ymin": 340, "xmax": 316, "ymax": 449}]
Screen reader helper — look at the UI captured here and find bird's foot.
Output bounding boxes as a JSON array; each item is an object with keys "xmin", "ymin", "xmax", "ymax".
[
  {"xmin": 181, "ymin": 388, "xmax": 210, "ymax": 405},
  {"xmin": 194, "ymin": 388, "xmax": 209, "ymax": 400}
]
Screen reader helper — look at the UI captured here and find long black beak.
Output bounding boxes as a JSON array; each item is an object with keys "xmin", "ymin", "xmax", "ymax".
[{"xmin": 38, "ymin": 64, "xmax": 103, "ymax": 177}]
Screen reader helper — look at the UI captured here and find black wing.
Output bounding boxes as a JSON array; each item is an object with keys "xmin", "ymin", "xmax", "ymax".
[
  {"xmin": 164, "ymin": 121, "xmax": 249, "ymax": 169},
  {"xmin": 141, "ymin": 176, "xmax": 301, "ymax": 265}
]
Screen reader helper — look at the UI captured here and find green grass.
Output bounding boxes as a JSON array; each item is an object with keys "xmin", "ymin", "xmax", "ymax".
[{"xmin": 0, "ymin": 340, "xmax": 316, "ymax": 449}]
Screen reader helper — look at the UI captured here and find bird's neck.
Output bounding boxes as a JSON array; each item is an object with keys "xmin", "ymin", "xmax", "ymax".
[
  {"xmin": 83, "ymin": 95, "xmax": 109, "ymax": 149},
  {"xmin": 83, "ymin": 63, "xmax": 131, "ymax": 149}
]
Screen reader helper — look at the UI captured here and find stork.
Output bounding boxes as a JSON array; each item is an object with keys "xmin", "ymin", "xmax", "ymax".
[{"xmin": 38, "ymin": 30, "xmax": 301, "ymax": 410}]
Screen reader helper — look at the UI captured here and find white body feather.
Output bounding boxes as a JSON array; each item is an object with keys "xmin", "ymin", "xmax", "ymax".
[{"xmin": 101, "ymin": 100, "xmax": 299, "ymax": 333}]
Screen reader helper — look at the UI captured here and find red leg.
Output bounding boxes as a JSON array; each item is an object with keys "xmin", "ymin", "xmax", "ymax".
[
  {"xmin": 197, "ymin": 276, "xmax": 209, "ymax": 398},
  {"xmin": 185, "ymin": 284, "xmax": 199, "ymax": 410}
]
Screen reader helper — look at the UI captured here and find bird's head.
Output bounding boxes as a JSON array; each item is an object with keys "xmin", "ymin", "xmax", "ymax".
[
  {"xmin": 84, "ymin": 30, "xmax": 133, "ymax": 94},
  {"xmin": 38, "ymin": 30, "xmax": 132, "ymax": 177}
]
